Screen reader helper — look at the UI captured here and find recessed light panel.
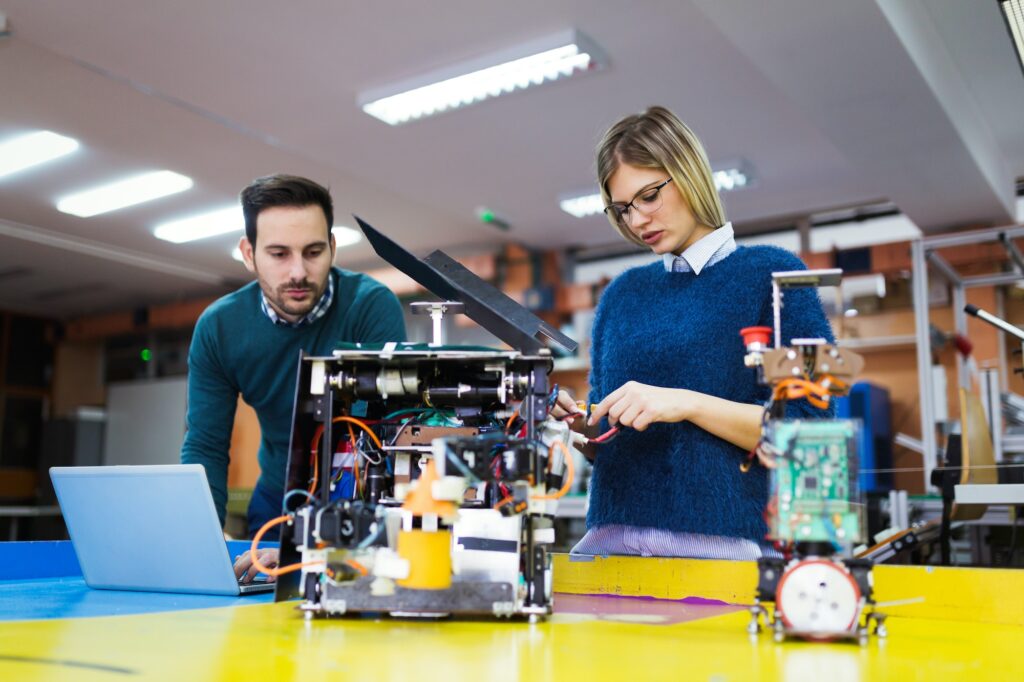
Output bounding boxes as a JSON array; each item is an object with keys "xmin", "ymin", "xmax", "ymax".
[
  {"xmin": 154, "ymin": 207, "xmax": 242, "ymax": 244},
  {"xmin": 1002, "ymin": 0, "xmax": 1024, "ymax": 76},
  {"xmin": 57, "ymin": 170, "xmax": 193, "ymax": 217},
  {"xmin": 559, "ymin": 163, "xmax": 755, "ymax": 218},
  {"xmin": 559, "ymin": 194, "xmax": 606, "ymax": 218},
  {"xmin": 228, "ymin": 225, "xmax": 360, "ymax": 257},
  {"xmin": 332, "ymin": 226, "xmax": 361, "ymax": 247},
  {"xmin": 0, "ymin": 131, "xmax": 79, "ymax": 179},
  {"xmin": 360, "ymin": 30, "xmax": 606, "ymax": 125}
]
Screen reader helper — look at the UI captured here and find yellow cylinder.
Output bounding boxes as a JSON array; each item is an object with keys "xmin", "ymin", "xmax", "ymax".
[{"xmin": 397, "ymin": 529, "xmax": 452, "ymax": 589}]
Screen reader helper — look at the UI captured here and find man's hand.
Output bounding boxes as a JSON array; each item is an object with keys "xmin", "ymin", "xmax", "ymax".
[
  {"xmin": 587, "ymin": 382, "xmax": 693, "ymax": 431},
  {"xmin": 233, "ymin": 548, "xmax": 279, "ymax": 583}
]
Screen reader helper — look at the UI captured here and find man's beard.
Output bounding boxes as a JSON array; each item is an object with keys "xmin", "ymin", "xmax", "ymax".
[{"xmin": 260, "ymin": 276, "xmax": 325, "ymax": 319}]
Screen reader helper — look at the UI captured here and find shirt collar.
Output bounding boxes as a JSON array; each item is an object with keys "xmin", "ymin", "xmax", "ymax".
[
  {"xmin": 662, "ymin": 222, "xmax": 736, "ymax": 274},
  {"xmin": 260, "ymin": 270, "xmax": 335, "ymax": 327}
]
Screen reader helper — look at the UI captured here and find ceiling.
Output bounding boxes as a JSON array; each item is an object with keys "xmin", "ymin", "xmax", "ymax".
[{"xmin": 0, "ymin": 0, "xmax": 1022, "ymax": 318}]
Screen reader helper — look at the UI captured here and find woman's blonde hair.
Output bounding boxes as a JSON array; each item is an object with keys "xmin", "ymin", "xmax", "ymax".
[{"xmin": 596, "ymin": 106, "xmax": 726, "ymax": 247}]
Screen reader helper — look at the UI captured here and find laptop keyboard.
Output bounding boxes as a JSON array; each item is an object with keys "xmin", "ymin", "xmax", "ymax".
[
  {"xmin": 239, "ymin": 575, "xmax": 270, "ymax": 583},
  {"xmin": 238, "ymin": 576, "xmax": 273, "ymax": 594}
]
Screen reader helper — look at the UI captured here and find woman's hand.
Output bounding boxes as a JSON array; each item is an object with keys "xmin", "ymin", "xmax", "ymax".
[
  {"xmin": 587, "ymin": 382, "xmax": 693, "ymax": 431},
  {"xmin": 549, "ymin": 389, "xmax": 585, "ymax": 422}
]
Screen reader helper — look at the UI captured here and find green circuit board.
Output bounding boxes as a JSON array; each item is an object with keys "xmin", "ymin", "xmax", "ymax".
[{"xmin": 765, "ymin": 419, "xmax": 863, "ymax": 544}]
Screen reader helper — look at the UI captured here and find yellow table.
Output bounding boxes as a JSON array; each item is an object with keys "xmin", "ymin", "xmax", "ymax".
[{"xmin": 2, "ymin": 554, "xmax": 1022, "ymax": 681}]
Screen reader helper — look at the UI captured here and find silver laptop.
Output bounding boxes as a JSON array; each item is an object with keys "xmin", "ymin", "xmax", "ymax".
[{"xmin": 50, "ymin": 464, "xmax": 274, "ymax": 595}]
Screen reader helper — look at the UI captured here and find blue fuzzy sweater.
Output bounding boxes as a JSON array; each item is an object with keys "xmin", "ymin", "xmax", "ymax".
[{"xmin": 586, "ymin": 246, "xmax": 835, "ymax": 542}]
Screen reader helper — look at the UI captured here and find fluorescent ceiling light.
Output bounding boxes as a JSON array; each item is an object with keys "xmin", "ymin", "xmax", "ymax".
[
  {"xmin": 229, "ymin": 226, "xmax": 360, "ymax": 260},
  {"xmin": 359, "ymin": 29, "xmax": 606, "ymax": 125},
  {"xmin": 711, "ymin": 160, "xmax": 754, "ymax": 192},
  {"xmin": 57, "ymin": 170, "xmax": 193, "ymax": 217},
  {"xmin": 1002, "ymin": 0, "xmax": 1024, "ymax": 76},
  {"xmin": 332, "ymin": 226, "xmax": 361, "ymax": 247},
  {"xmin": 559, "ymin": 193, "xmax": 606, "ymax": 218},
  {"xmin": 559, "ymin": 164, "xmax": 755, "ymax": 218},
  {"xmin": 155, "ymin": 206, "xmax": 242, "ymax": 244},
  {"xmin": 712, "ymin": 167, "xmax": 750, "ymax": 192},
  {"xmin": 0, "ymin": 131, "xmax": 79, "ymax": 179}
]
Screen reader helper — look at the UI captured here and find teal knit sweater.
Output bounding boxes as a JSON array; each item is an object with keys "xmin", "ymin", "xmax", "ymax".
[
  {"xmin": 181, "ymin": 267, "xmax": 406, "ymax": 523},
  {"xmin": 586, "ymin": 246, "xmax": 834, "ymax": 542}
]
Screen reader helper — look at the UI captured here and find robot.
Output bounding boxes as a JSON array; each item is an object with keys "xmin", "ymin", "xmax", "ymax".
[
  {"xmin": 742, "ymin": 269, "xmax": 887, "ymax": 644},
  {"xmin": 257, "ymin": 217, "xmax": 584, "ymax": 621}
]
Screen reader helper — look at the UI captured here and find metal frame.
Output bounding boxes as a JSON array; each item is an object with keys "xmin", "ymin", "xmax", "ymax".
[
  {"xmin": 912, "ymin": 225, "xmax": 1024, "ymax": 490},
  {"xmin": 770, "ymin": 269, "xmax": 843, "ymax": 349}
]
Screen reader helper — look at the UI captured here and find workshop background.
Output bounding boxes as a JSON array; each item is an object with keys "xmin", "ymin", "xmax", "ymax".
[{"xmin": 1, "ymin": 0, "xmax": 1024, "ymax": 559}]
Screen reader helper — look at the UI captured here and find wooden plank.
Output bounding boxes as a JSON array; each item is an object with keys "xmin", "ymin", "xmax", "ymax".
[
  {"xmin": 148, "ymin": 297, "xmax": 217, "ymax": 329},
  {"xmin": 64, "ymin": 312, "xmax": 135, "ymax": 342}
]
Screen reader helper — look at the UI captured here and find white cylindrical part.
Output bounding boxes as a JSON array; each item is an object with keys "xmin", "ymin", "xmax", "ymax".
[
  {"xmin": 431, "ymin": 309, "xmax": 444, "ymax": 346},
  {"xmin": 932, "ymin": 365, "xmax": 948, "ymax": 424}
]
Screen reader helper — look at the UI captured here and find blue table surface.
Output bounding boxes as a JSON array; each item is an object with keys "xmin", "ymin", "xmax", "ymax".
[{"xmin": 0, "ymin": 541, "xmax": 279, "ymax": 622}]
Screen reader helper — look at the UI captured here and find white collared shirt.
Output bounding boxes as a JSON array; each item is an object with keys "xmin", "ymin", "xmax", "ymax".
[{"xmin": 662, "ymin": 222, "xmax": 736, "ymax": 274}]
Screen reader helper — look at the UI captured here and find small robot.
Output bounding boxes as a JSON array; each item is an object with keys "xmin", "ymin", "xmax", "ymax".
[{"xmin": 742, "ymin": 269, "xmax": 887, "ymax": 644}]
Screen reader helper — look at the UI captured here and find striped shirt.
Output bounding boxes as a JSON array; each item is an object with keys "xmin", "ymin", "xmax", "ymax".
[
  {"xmin": 259, "ymin": 274, "xmax": 335, "ymax": 327},
  {"xmin": 662, "ymin": 222, "xmax": 736, "ymax": 274},
  {"xmin": 571, "ymin": 524, "xmax": 777, "ymax": 560}
]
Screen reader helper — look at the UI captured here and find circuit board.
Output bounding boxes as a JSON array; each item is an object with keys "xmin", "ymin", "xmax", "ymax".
[{"xmin": 765, "ymin": 419, "xmax": 863, "ymax": 544}]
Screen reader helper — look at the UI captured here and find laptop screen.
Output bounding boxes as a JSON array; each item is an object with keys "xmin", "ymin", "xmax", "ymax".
[{"xmin": 51, "ymin": 464, "xmax": 252, "ymax": 596}]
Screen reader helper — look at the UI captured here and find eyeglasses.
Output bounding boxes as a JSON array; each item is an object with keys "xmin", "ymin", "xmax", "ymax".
[{"xmin": 604, "ymin": 177, "xmax": 673, "ymax": 229}]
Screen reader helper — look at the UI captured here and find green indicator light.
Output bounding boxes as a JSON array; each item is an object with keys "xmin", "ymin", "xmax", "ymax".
[
  {"xmin": 475, "ymin": 207, "xmax": 509, "ymax": 231},
  {"xmin": 140, "ymin": 348, "xmax": 152, "ymax": 362}
]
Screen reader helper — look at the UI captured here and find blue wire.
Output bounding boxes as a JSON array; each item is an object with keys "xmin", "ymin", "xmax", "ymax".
[
  {"xmin": 823, "ymin": 515, "xmax": 844, "ymax": 553},
  {"xmin": 547, "ymin": 383, "xmax": 559, "ymax": 409},
  {"xmin": 383, "ymin": 407, "xmax": 430, "ymax": 421},
  {"xmin": 443, "ymin": 444, "xmax": 481, "ymax": 483},
  {"xmin": 282, "ymin": 488, "xmax": 315, "ymax": 510},
  {"xmin": 356, "ymin": 523, "xmax": 387, "ymax": 549}
]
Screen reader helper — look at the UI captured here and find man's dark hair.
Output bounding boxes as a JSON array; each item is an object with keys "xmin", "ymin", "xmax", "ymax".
[{"xmin": 240, "ymin": 174, "xmax": 333, "ymax": 245}]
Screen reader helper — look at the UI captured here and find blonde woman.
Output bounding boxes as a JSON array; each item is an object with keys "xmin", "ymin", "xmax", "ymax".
[{"xmin": 555, "ymin": 106, "xmax": 833, "ymax": 559}]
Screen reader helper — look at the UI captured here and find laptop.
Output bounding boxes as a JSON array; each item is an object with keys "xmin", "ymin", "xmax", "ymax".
[{"xmin": 50, "ymin": 464, "xmax": 274, "ymax": 595}]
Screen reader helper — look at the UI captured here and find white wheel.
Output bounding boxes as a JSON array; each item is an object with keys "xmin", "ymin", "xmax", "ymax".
[{"xmin": 776, "ymin": 560, "xmax": 861, "ymax": 638}]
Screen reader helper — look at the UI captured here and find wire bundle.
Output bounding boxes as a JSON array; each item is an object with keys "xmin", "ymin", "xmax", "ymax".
[
  {"xmin": 770, "ymin": 373, "xmax": 848, "ymax": 410},
  {"xmin": 308, "ymin": 415, "xmax": 384, "ymax": 496}
]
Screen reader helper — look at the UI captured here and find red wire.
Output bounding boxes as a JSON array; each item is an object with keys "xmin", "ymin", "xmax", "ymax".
[{"xmin": 591, "ymin": 426, "xmax": 619, "ymax": 444}]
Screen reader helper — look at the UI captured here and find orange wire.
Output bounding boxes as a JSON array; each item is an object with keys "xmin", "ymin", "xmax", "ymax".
[
  {"xmin": 347, "ymin": 423, "xmax": 360, "ymax": 496},
  {"xmin": 333, "ymin": 415, "xmax": 384, "ymax": 450},
  {"xmin": 772, "ymin": 377, "xmax": 832, "ymax": 409},
  {"xmin": 532, "ymin": 441, "xmax": 574, "ymax": 501},
  {"xmin": 819, "ymin": 373, "xmax": 849, "ymax": 393},
  {"xmin": 326, "ymin": 559, "xmax": 370, "ymax": 580},
  {"xmin": 307, "ymin": 429, "xmax": 321, "ymax": 495},
  {"xmin": 308, "ymin": 415, "xmax": 383, "ymax": 495},
  {"xmin": 505, "ymin": 409, "xmax": 519, "ymax": 434},
  {"xmin": 492, "ymin": 495, "xmax": 515, "ymax": 510},
  {"xmin": 344, "ymin": 559, "xmax": 368, "ymax": 577},
  {"xmin": 248, "ymin": 515, "xmax": 325, "ymax": 577}
]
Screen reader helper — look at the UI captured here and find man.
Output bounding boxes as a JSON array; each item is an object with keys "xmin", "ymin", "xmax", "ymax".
[{"xmin": 181, "ymin": 174, "xmax": 406, "ymax": 551}]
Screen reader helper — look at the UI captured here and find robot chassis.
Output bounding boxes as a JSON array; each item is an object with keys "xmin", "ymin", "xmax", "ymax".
[
  {"xmin": 271, "ymin": 218, "xmax": 579, "ymax": 621},
  {"xmin": 741, "ymin": 269, "xmax": 887, "ymax": 644}
]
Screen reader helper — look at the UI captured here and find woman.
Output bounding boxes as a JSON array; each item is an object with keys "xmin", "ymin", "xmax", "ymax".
[{"xmin": 556, "ymin": 106, "xmax": 833, "ymax": 560}]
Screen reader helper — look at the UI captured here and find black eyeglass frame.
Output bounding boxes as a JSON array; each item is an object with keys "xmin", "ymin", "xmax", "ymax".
[{"xmin": 603, "ymin": 177, "xmax": 674, "ymax": 226}]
